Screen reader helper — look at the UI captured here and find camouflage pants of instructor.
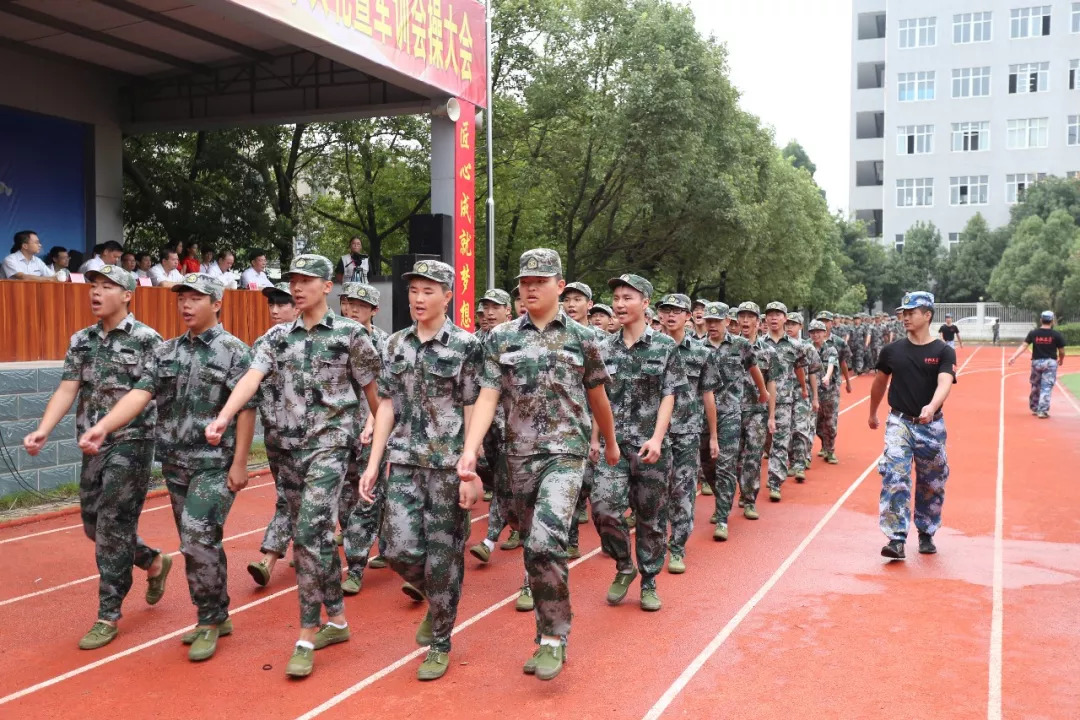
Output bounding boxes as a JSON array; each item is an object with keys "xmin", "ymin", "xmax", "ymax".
[
  {"xmin": 382, "ymin": 465, "xmax": 469, "ymax": 653},
  {"xmin": 506, "ymin": 453, "xmax": 584, "ymax": 642},
  {"xmin": 81, "ymin": 441, "xmax": 161, "ymax": 622},
  {"xmin": 879, "ymin": 414, "xmax": 949, "ymax": 541},
  {"xmin": 666, "ymin": 433, "xmax": 700, "ymax": 557},
  {"xmin": 591, "ymin": 440, "xmax": 671, "ymax": 590},
  {"xmin": 736, "ymin": 408, "xmax": 768, "ymax": 505},
  {"xmin": 568, "ymin": 459, "xmax": 594, "ymax": 549},
  {"xmin": 1029, "ymin": 358, "xmax": 1058, "ymax": 414},
  {"xmin": 700, "ymin": 412, "xmax": 741, "ymax": 523},
  {"xmin": 340, "ymin": 443, "xmax": 387, "ymax": 577},
  {"xmin": 259, "ymin": 444, "xmax": 291, "ymax": 557},
  {"xmin": 816, "ymin": 388, "xmax": 840, "ymax": 454},
  {"xmin": 767, "ymin": 403, "xmax": 796, "ymax": 491},
  {"xmin": 276, "ymin": 446, "xmax": 349, "ymax": 627},
  {"xmin": 790, "ymin": 398, "xmax": 814, "ymax": 474},
  {"xmin": 164, "ymin": 464, "xmax": 236, "ymax": 626}
]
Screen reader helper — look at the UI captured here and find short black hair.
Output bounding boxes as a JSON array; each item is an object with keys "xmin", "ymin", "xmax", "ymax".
[
  {"xmin": 12, "ymin": 230, "xmax": 37, "ymax": 252},
  {"xmin": 92, "ymin": 243, "xmax": 105, "ymax": 256},
  {"xmin": 160, "ymin": 246, "xmax": 178, "ymax": 261},
  {"xmin": 45, "ymin": 246, "xmax": 67, "ymax": 264},
  {"xmin": 217, "ymin": 249, "xmax": 235, "ymax": 261},
  {"xmin": 266, "ymin": 292, "xmax": 294, "ymax": 307},
  {"xmin": 135, "ymin": 251, "xmax": 150, "ymax": 263},
  {"xmin": 121, "ymin": 251, "xmax": 135, "ymax": 260},
  {"xmin": 101, "ymin": 240, "xmax": 124, "ymax": 253},
  {"xmin": 248, "ymin": 249, "xmax": 267, "ymax": 262}
]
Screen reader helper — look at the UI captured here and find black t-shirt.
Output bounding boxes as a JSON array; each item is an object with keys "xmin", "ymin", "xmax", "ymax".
[
  {"xmin": 1025, "ymin": 328, "xmax": 1065, "ymax": 361},
  {"xmin": 876, "ymin": 339, "xmax": 957, "ymax": 417},
  {"xmin": 939, "ymin": 324, "xmax": 960, "ymax": 341}
]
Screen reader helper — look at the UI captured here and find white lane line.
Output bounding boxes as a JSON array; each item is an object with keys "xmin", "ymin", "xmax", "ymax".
[
  {"xmin": 1054, "ymin": 382, "xmax": 1080, "ymax": 416},
  {"xmin": 988, "ymin": 348, "xmax": 1005, "ymax": 720},
  {"xmin": 958, "ymin": 345, "xmax": 981, "ymax": 374},
  {"xmin": 0, "ymin": 512, "xmax": 489, "ymax": 706},
  {"xmin": 641, "ymin": 455, "xmax": 882, "ymax": 720},
  {"xmin": 838, "ymin": 394, "xmax": 869, "ymax": 416},
  {"xmin": 0, "ymin": 479, "xmax": 275, "ymax": 545}
]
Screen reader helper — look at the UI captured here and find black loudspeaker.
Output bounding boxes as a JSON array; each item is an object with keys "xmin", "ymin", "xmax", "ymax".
[
  {"xmin": 391, "ymin": 254, "xmax": 441, "ymax": 332},
  {"xmin": 408, "ymin": 214, "xmax": 453, "ymax": 260}
]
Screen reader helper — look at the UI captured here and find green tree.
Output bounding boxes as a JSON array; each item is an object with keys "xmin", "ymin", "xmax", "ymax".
[
  {"xmin": 1007, "ymin": 175, "xmax": 1080, "ymax": 228},
  {"xmin": 781, "ymin": 140, "xmax": 816, "ymax": 178},
  {"xmin": 836, "ymin": 214, "xmax": 888, "ymax": 307},
  {"xmin": 881, "ymin": 222, "xmax": 944, "ymax": 309},
  {"xmin": 834, "ymin": 283, "xmax": 867, "ymax": 315},
  {"xmin": 989, "ymin": 210, "xmax": 1080, "ymax": 313},
  {"xmin": 935, "ymin": 213, "xmax": 1008, "ymax": 302}
]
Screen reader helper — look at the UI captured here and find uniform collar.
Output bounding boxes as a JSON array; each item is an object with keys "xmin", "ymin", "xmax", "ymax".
[
  {"xmin": 288, "ymin": 308, "xmax": 336, "ymax": 334},
  {"xmin": 182, "ymin": 323, "xmax": 224, "ymax": 346},
  {"xmin": 92, "ymin": 312, "xmax": 136, "ymax": 339},
  {"xmin": 406, "ymin": 315, "xmax": 455, "ymax": 346},
  {"xmin": 519, "ymin": 309, "xmax": 569, "ymax": 332},
  {"xmin": 620, "ymin": 324, "xmax": 656, "ymax": 348},
  {"xmin": 765, "ymin": 332, "xmax": 792, "ymax": 346}
]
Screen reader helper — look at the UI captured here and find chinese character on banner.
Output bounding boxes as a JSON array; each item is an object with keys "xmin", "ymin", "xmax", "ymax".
[{"xmin": 453, "ymin": 100, "xmax": 476, "ymax": 330}]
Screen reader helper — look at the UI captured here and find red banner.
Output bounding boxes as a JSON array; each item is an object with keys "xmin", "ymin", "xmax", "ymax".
[{"xmin": 453, "ymin": 100, "xmax": 476, "ymax": 330}]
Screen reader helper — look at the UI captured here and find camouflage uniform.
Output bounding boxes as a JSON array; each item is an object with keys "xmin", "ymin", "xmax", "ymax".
[
  {"xmin": 379, "ymin": 263, "xmax": 483, "ymax": 653},
  {"xmin": 790, "ymin": 326, "xmax": 821, "ymax": 475},
  {"xmin": 814, "ymin": 340, "xmax": 841, "ymax": 456},
  {"xmin": 482, "ymin": 253, "xmax": 608, "ymax": 641},
  {"xmin": 737, "ymin": 319, "xmax": 779, "ymax": 505},
  {"xmin": 256, "ymin": 283, "xmax": 294, "ymax": 560},
  {"xmin": 474, "ymin": 289, "xmax": 514, "ymax": 546},
  {"xmin": 869, "ymin": 320, "xmax": 884, "ymax": 368},
  {"xmin": 763, "ymin": 311, "xmax": 808, "ymax": 493},
  {"xmin": 568, "ymin": 320, "xmax": 610, "ymax": 552},
  {"xmin": 593, "ymin": 275, "xmax": 687, "ymax": 591},
  {"xmin": 135, "ymin": 275, "xmax": 253, "ymax": 626},
  {"xmin": 657, "ymin": 295, "xmax": 721, "ymax": 558},
  {"xmin": 63, "ymin": 293, "xmax": 163, "ymax": 622}
]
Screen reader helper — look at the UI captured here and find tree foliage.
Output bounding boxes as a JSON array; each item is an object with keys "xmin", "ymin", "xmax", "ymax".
[{"xmin": 989, "ymin": 210, "xmax": 1080, "ymax": 313}]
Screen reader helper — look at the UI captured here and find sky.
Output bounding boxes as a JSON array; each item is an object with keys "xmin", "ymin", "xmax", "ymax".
[{"xmin": 686, "ymin": 0, "xmax": 853, "ymax": 214}]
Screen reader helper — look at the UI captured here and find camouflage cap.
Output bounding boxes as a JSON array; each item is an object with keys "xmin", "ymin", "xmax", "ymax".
[
  {"xmin": 173, "ymin": 272, "xmax": 225, "ymax": 302},
  {"xmin": 517, "ymin": 248, "xmax": 562, "ymax": 278},
  {"xmin": 808, "ymin": 320, "xmax": 827, "ymax": 332},
  {"xmin": 657, "ymin": 293, "xmax": 691, "ymax": 311},
  {"xmin": 479, "ymin": 288, "xmax": 512, "ymax": 307},
  {"xmin": 737, "ymin": 301, "xmax": 761, "ymax": 317},
  {"xmin": 764, "ymin": 301, "xmax": 788, "ymax": 315},
  {"xmin": 703, "ymin": 302, "xmax": 730, "ymax": 320},
  {"xmin": 343, "ymin": 282, "xmax": 381, "ymax": 306},
  {"xmin": 786, "ymin": 312, "xmax": 804, "ymax": 325},
  {"xmin": 727, "ymin": 306, "xmax": 739, "ymax": 320},
  {"xmin": 645, "ymin": 307, "xmax": 658, "ymax": 321},
  {"xmin": 896, "ymin": 291, "xmax": 935, "ymax": 312},
  {"xmin": 261, "ymin": 281, "xmax": 293, "ymax": 300},
  {"xmin": 815, "ymin": 310, "xmax": 834, "ymax": 321},
  {"xmin": 85, "ymin": 265, "xmax": 136, "ymax": 292},
  {"xmin": 561, "ymin": 281, "xmax": 593, "ymax": 301},
  {"xmin": 608, "ymin": 273, "xmax": 653, "ymax": 299},
  {"xmin": 402, "ymin": 259, "xmax": 455, "ymax": 286},
  {"xmin": 692, "ymin": 297, "xmax": 709, "ymax": 309},
  {"xmin": 589, "ymin": 303, "xmax": 614, "ymax": 317},
  {"xmin": 284, "ymin": 254, "xmax": 333, "ymax": 281}
]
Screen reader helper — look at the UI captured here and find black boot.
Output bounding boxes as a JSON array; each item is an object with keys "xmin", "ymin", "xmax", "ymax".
[
  {"xmin": 881, "ymin": 539, "xmax": 906, "ymax": 559},
  {"xmin": 918, "ymin": 533, "xmax": 937, "ymax": 554}
]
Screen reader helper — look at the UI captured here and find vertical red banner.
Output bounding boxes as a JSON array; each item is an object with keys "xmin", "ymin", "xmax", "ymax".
[{"xmin": 453, "ymin": 100, "xmax": 476, "ymax": 330}]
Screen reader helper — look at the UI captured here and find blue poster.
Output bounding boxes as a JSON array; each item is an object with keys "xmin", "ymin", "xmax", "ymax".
[{"xmin": 0, "ymin": 104, "xmax": 88, "ymax": 255}]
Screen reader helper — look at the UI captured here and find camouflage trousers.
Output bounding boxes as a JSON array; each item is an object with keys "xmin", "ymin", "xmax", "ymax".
[
  {"xmin": 484, "ymin": 445, "xmax": 512, "ymax": 544},
  {"xmin": 383, "ymin": 465, "xmax": 469, "ymax": 653},
  {"xmin": 790, "ymin": 398, "xmax": 814, "ymax": 473},
  {"xmin": 506, "ymin": 453, "xmax": 584, "ymax": 642},
  {"xmin": 164, "ymin": 464, "xmax": 236, "ymax": 626},
  {"xmin": 276, "ymin": 446, "xmax": 349, "ymax": 627},
  {"xmin": 1029, "ymin": 358, "xmax": 1058, "ymax": 414},
  {"xmin": 340, "ymin": 443, "xmax": 387, "ymax": 576},
  {"xmin": 568, "ymin": 459, "xmax": 595, "ymax": 549},
  {"xmin": 80, "ymin": 441, "xmax": 160, "ymax": 622},
  {"xmin": 737, "ymin": 408, "xmax": 768, "ymax": 505},
  {"xmin": 591, "ymin": 440, "xmax": 671, "ymax": 589},
  {"xmin": 870, "ymin": 343, "xmax": 883, "ymax": 368},
  {"xmin": 665, "ymin": 433, "xmax": 700, "ymax": 557},
  {"xmin": 879, "ymin": 414, "xmax": 949, "ymax": 541},
  {"xmin": 767, "ymin": 403, "xmax": 796, "ymax": 491},
  {"xmin": 259, "ymin": 444, "xmax": 291, "ymax": 557},
  {"xmin": 700, "ymin": 412, "xmax": 741, "ymax": 523},
  {"xmin": 816, "ymin": 387, "xmax": 840, "ymax": 454}
]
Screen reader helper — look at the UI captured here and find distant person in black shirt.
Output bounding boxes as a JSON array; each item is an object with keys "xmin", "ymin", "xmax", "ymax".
[
  {"xmin": 938, "ymin": 314, "xmax": 962, "ymax": 349},
  {"xmin": 1008, "ymin": 311, "xmax": 1066, "ymax": 419},
  {"xmin": 869, "ymin": 291, "xmax": 956, "ymax": 560}
]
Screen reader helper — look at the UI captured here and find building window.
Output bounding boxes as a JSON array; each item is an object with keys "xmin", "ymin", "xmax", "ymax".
[
  {"xmin": 1070, "ymin": 59, "xmax": 1079, "ymax": 90},
  {"xmin": 1073, "ymin": 2, "xmax": 1080, "ymax": 33},
  {"xmin": 1011, "ymin": 6, "xmax": 1051, "ymax": 38},
  {"xmin": 899, "ymin": 17, "xmax": 937, "ymax": 48},
  {"xmin": 896, "ymin": 125, "xmax": 934, "ymax": 155},
  {"xmin": 1069, "ymin": 115, "xmax": 1080, "ymax": 146},
  {"xmin": 1009, "ymin": 62, "xmax": 1050, "ymax": 93},
  {"xmin": 953, "ymin": 67, "xmax": 992, "ymax": 97},
  {"xmin": 1068, "ymin": 171, "xmax": 1080, "ymax": 179},
  {"xmin": 948, "ymin": 232, "xmax": 962, "ymax": 251},
  {"xmin": 898, "ymin": 71, "xmax": 936, "ymax": 102},
  {"xmin": 954, "ymin": 12, "xmax": 993, "ymax": 43},
  {"xmin": 896, "ymin": 178, "xmax": 934, "ymax": 207},
  {"xmin": 951, "ymin": 121, "xmax": 990, "ymax": 152},
  {"xmin": 950, "ymin": 176, "xmax": 990, "ymax": 206},
  {"xmin": 895, "ymin": 234, "xmax": 905, "ymax": 253},
  {"xmin": 1007, "ymin": 118, "xmax": 1050, "ymax": 149},
  {"xmin": 1006, "ymin": 173, "xmax": 1047, "ymax": 203}
]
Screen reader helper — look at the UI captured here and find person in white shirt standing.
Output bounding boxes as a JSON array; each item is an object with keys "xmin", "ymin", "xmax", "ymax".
[
  {"xmin": 149, "ymin": 248, "xmax": 183, "ymax": 287},
  {"xmin": 3, "ymin": 231, "xmax": 55, "ymax": 281},
  {"xmin": 205, "ymin": 250, "xmax": 239, "ymax": 289},
  {"xmin": 334, "ymin": 236, "xmax": 369, "ymax": 285},
  {"xmin": 239, "ymin": 250, "xmax": 272, "ymax": 289}
]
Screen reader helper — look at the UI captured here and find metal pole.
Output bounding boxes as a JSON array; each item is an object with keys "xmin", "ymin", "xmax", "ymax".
[{"xmin": 485, "ymin": 0, "xmax": 496, "ymax": 290}]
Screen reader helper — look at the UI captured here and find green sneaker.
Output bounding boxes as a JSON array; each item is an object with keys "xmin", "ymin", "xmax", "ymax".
[
  {"xmin": 794, "ymin": 469, "xmax": 806, "ymax": 484},
  {"xmin": 401, "ymin": 582, "xmax": 425, "ymax": 603},
  {"xmin": 415, "ymin": 610, "xmax": 434, "ymax": 646},
  {"xmin": 341, "ymin": 572, "xmax": 363, "ymax": 595},
  {"xmin": 313, "ymin": 623, "xmax": 350, "ymax": 650},
  {"xmin": 532, "ymin": 644, "xmax": 566, "ymax": 681},
  {"xmin": 247, "ymin": 560, "xmax": 271, "ymax": 588},
  {"xmin": 626, "ymin": 512, "xmax": 637, "ymax": 528},
  {"xmin": 469, "ymin": 542, "xmax": 491, "ymax": 563},
  {"xmin": 668, "ymin": 555, "xmax": 686, "ymax": 574},
  {"xmin": 78, "ymin": 621, "xmax": 118, "ymax": 650},
  {"xmin": 285, "ymin": 645, "xmax": 314, "ymax": 678},
  {"xmin": 515, "ymin": 585, "xmax": 534, "ymax": 612},
  {"xmin": 709, "ymin": 511, "xmax": 718, "ymax": 525},
  {"xmin": 333, "ymin": 532, "xmax": 344, "ymax": 546},
  {"xmin": 738, "ymin": 497, "xmax": 746, "ymax": 508},
  {"xmin": 188, "ymin": 626, "xmax": 220, "ymax": 662},
  {"xmin": 576, "ymin": 508, "xmax": 588, "ymax": 525},
  {"xmin": 640, "ymin": 587, "xmax": 662, "ymax": 612},
  {"xmin": 417, "ymin": 649, "xmax": 450, "ymax": 681},
  {"xmin": 743, "ymin": 504, "xmax": 759, "ymax": 520},
  {"xmin": 713, "ymin": 523, "xmax": 728, "ymax": 541},
  {"xmin": 182, "ymin": 618, "xmax": 233, "ymax": 645},
  {"xmin": 368, "ymin": 555, "xmax": 388, "ymax": 569},
  {"xmin": 483, "ymin": 490, "xmax": 493, "ymax": 502},
  {"xmin": 500, "ymin": 531, "xmax": 522, "ymax": 550},
  {"xmin": 825, "ymin": 453, "xmax": 838, "ymax": 465},
  {"xmin": 769, "ymin": 488, "xmax": 782, "ymax": 502},
  {"xmin": 567, "ymin": 545, "xmax": 581, "ymax": 560},
  {"xmin": 816, "ymin": 449, "xmax": 825, "ymax": 457},
  {"xmin": 145, "ymin": 553, "xmax": 172, "ymax": 605},
  {"xmin": 701, "ymin": 484, "xmax": 714, "ymax": 496},
  {"xmin": 606, "ymin": 568, "xmax": 638, "ymax": 605}
]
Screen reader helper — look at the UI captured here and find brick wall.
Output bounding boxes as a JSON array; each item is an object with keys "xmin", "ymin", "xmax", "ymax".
[{"xmin": 0, "ymin": 364, "xmax": 79, "ymax": 497}]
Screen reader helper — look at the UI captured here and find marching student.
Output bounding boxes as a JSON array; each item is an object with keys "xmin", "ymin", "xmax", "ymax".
[
  {"xmin": 736, "ymin": 302, "xmax": 777, "ymax": 518},
  {"xmin": 762, "ymin": 302, "xmax": 808, "ymax": 502}
]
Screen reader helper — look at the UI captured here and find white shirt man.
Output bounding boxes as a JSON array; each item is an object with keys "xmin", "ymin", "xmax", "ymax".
[
  {"xmin": 239, "ymin": 252, "xmax": 272, "ymax": 289},
  {"xmin": 2, "ymin": 232, "xmax": 52, "ymax": 280},
  {"xmin": 149, "ymin": 250, "xmax": 183, "ymax": 287},
  {"xmin": 205, "ymin": 252, "xmax": 239, "ymax": 289}
]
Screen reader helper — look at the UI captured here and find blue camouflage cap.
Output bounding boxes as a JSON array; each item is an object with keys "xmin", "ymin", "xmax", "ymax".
[
  {"xmin": 173, "ymin": 272, "xmax": 225, "ymax": 302},
  {"xmin": 896, "ymin": 291, "xmax": 935, "ymax": 311},
  {"xmin": 85, "ymin": 265, "xmax": 136, "ymax": 292},
  {"xmin": 608, "ymin": 273, "xmax": 653, "ymax": 300},
  {"xmin": 1041, "ymin": 310, "xmax": 1054, "ymax": 322}
]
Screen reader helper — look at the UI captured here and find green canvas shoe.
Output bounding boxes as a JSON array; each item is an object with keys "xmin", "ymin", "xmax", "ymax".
[
  {"xmin": 401, "ymin": 582, "xmax": 424, "ymax": 603},
  {"xmin": 532, "ymin": 644, "xmax": 566, "ymax": 681},
  {"xmin": 285, "ymin": 645, "xmax": 314, "ymax": 678},
  {"xmin": 145, "ymin": 553, "xmax": 172, "ymax": 605},
  {"xmin": 78, "ymin": 621, "xmax": 118, "ymax": 650},
  {"xmin": 469, "ymin": 543, "xmax": 491, "ymax": 563},
  {"xmin": 515, "ymin": 585, "xmax": 534, "ymax": 612},
  {"xmin": 606, "ymin": 569, "xmax": 638, "ymax": 605},
  {"xmin": 417, "ymin": 650, "xmax": 450, "ymax": 681},
  {"xmin": 313, "ymin": 623, "xmax": 350, "ymax": 650},
  {"xmin": 182, "ymin": 618, "xmax": 233, "ymax": 645},
  {"xmin": 247, "ymin": 560, "xmax": 271, "ymax": 587},
  {"xmin": 743, "ymin": 504, "xmax": 759, "ymax": 520},
  {"xmin": 188, "ymin": 626, "xmax": 220, "ymax": 662},
  {"xmin": 415, "ymin": 610, "xmax": 434, "ymax": 646},
  {"xmin": 341, "ymin": 572, "xmax": 363, "ymax": 596},
  {"xmin": 713, "ymin": 523, "xmax": 728, "ymax": 541},
  {"xmin": 640, "ymin": 588, "xmax": 662, "ymax": 612},
  {"xmin": 668, "ymin": 555, "xmax": 686, "ymax": 574},
  {"xmin": 368, "ymin": 555, "xmax": 388, "ymax": 569},
  {"xmin": 500, "ymin": 531, "xmax": 522, "ymax": 550}
]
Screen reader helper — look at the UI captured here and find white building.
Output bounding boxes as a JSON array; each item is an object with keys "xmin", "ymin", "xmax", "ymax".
[{"xmin": 850, "ymin": 1, "xmax": 1080, "ymax": 252}]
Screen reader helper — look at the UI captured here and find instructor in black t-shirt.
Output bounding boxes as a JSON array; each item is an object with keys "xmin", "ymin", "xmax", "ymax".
[
  {"xmin": 1008, "ymin": 311, "xmax": 1066, "ymax": 418},
  {"xmin": 869, "ymin": 291, "xmax": 957, "ymax": 560},
  {"xmin": 938, "ymin": 314, "xmax": 962, "ymax": 349}
]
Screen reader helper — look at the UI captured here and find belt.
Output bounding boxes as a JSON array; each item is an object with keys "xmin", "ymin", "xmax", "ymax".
[{"xmin": 890, "ymin": 409, "xmax": 942, "ymax": 424}]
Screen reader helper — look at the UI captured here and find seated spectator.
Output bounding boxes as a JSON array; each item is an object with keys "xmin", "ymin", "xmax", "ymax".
[
  {"xmin": 200, "ymin": 248, "xmax": 215, "ymax": 273},
  {"xmin": 134, "ymin": 252, "xmax": 153, "ymax": 279},
  {"xmin": 79, "ymin": 240, "xmax": 123, "ymax": 273},
  {"xmin": 205, "ymin": 249, "xmax": 238, "ymax": 289},
  {"xmin": 2, "ymin": 230, "xmax": 54, "ymax": 281},
  {"xmin": 121, "ymin": 251, "xmax": 137, "ymax": 272},
  {"xmin": 78, "ymin": 243, "xmax": 104, "ymax": 274},
  {"xmin": 148, "ymin": 247, "xmax": 183, "ymax": 287},
  {"xmin": 239, "ymin": 249, "xmax": 272, "ymax": 289},
  {"xmin": 179, "ymin": 242, "xmax": 201, "ymax": 274},
  {"xmin": 68, "ymin": 250, "xmax": 85, "ymax": 273},
  {"xmin": 45, "ymin": 246, "xmax": 70, "ymax": 275}
]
